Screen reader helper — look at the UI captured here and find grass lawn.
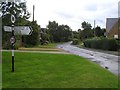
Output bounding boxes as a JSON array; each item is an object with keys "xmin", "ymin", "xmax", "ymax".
[{"xmin": 2, "ymin": 52, "xmax": 119, "ymax": 88}]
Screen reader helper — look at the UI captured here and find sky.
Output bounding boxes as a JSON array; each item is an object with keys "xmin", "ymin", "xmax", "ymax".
[{"xmin": 26, "ymin": 0, "xmax": 119, "ymax": 31}]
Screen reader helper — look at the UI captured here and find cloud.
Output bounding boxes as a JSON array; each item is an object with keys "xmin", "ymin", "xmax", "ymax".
[
  {"xmin": 56, "ymin": 12, "xmax": 74, "ymax": 19},
  {"xmin": 26, "ymin": 0, "xmax": 119, "ymax": 30},
  {"xmin": 84, "ymin": 3, "xmax": 98, "ymax": 11}
]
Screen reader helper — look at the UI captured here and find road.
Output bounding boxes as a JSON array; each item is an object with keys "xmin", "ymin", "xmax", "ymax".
[{"xmin": 57, "ymin": 42, "xmax": 119, "ymax": 76}]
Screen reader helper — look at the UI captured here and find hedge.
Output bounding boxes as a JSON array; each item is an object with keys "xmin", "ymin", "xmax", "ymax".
[
  {"xmin": 71, "ymin": 39, "xmax": 79, "ymax": 45},
  {"xmin": 83, "ymin": 37, "xmax": 118, "ymax": 51}
]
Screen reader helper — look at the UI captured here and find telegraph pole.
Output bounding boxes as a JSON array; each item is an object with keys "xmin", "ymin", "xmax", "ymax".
[
  {"xmin": 94, "ymin": 20, "xmax": 96, "ymax": 36},
  {"xmin": 33, "ymin": 5, "xmax": 35, "ymax": 21}
]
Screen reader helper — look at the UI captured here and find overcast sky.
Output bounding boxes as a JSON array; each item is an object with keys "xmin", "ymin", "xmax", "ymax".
[{"xmin": 26, "ymin": 0, "xmax": 119, "ymax": 30}]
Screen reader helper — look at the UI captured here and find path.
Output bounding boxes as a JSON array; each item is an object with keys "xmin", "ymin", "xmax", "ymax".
[
  {"xmin": 57, "ymin": 42, "xmax": 119, "ymax": 76},
  {"xmin": 1, "ymin": 50, "xmax": 71, "ymax": 54}
]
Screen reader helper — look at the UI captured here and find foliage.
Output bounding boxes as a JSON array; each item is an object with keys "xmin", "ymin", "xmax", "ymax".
[
  {"xmin": 71, "ymin": 38, "xmax": 79, "ymax": 45},
  {"xmin": 72, "ymin": 31, "xmax": 79, "ymax": 39},
  {"xmin": 81, "ymin": 21, "xmax": 92, "ymax": 30},
  {"xmin": 1, "ymin": 2, "xmax": 30, "ymax": 22},
  {"xmin": 78, "ymin": 21, "xmax": 94, "ymax": 41},
  {"xmin": 94, "ymin": 26, "xmax": 105, "ymax": 37},
  {"xmin": 83, "ymin": 37, "xmax": 118, "ymax": 51},
  {"xmin": 3, "ymin": 52, "xmax": 118, "ymax": 88},
  {"xmin": 47, "ymin": 21, "xmax": 72, "ymax": 43},
  {"xmin": 79, "ymin": 29, "xmax": 94, "ymax": 41},
  {"xmin": 23, "ymin": 21, "xmax": 39, "ymax": 47},
  {"xmin": 40, "ymin": 33, "xmax": 49, "ymax": 45}
]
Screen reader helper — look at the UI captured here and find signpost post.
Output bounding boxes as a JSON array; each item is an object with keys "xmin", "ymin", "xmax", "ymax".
[
  {"xmin": 11, "ymin": 14, "xmax": 15, "ymax": 72},
  {"xmin": 4, "ymin": 19, "xmax": 32, "ymax": 72}
]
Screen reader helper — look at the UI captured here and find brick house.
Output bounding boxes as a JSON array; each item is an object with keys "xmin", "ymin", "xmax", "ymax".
[{"xmin": 106, "ymin": 18, "xmax": 120, "ymax": 39}]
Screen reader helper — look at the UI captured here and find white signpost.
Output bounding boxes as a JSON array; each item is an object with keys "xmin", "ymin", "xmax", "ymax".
[
  {"xmin": 4, "ymin": 26, "xmax": 33, "ymax": 35},
  {"xmin": 3, "ymin": 7, "xmax": 32, "ymax": 72},
  {"xmin": 3, "ymin": 0, "xmax": 31, "ymax": 72},
  {"xmin": 3, "ymin": 0, "xmax": 33, "ymax": 72},
  {"xmin": 4, "ymin": 24, "xmax": 33, "ymax": 72}
]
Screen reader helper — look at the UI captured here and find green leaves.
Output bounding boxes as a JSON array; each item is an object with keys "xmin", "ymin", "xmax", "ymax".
[
  {"xmin": 81, "ymin": 21, "xmax": 92, "ymax": 30},
  {"xmin": 47, "ymin": 21, "xmax": 72, "ymax": 42}
]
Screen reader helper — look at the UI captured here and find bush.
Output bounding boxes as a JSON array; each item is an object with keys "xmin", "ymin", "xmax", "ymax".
[
  {"xmin": 72, "ymin": 39, "xmax": 79, "ymax": 45},
  {"xmin": 83, "ymin": 37, "xmax": 118, "ymax": 51},
  {"xmin": 84, "ymin": 39, "xmax": 91, "ymax": 48}
]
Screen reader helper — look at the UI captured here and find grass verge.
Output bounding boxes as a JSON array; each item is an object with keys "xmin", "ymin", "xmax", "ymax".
[
  {"xmin": 2, "ymin": 52, "xmax": 119, "ymax": 88},
  {"xmin": 19, "ymin": 43, "xmax": 64, "ymax": 52}
]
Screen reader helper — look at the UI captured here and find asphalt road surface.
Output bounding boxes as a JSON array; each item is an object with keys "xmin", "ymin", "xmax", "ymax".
[{"xmin": 57, "ymin": 42, "xmax": 119, "ymax": 76}]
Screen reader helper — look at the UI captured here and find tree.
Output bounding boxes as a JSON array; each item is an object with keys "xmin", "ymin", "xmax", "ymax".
[
  {"xmin": 79, "ymin": 21, "xmax": 94, "ymax": 40},
  {"xmin": 47, "ymin": 21, "xmax": 59, "ymax": 42},
  {"xmin": 23, "ymin": 21, "xmax": 39, "ymax": 46},
  {"xmin": 58, "ymin": 25, "xmax": 72, "ymax": 42},
  {"xmin": 47, "ymin": 21, "xmax": 72, "ymax": 42},
  {"xmin": 72, "ymin": 31, "xmax": 79, "ymax": 39},
  {"xmin": 79, "ymin": 29, "xmax": 94, "ymax": 40},
  {"xmin": 81, "ymin": 21, "xmax": 92, "ymax": 30},
  {"xmin": 95, "ymin": 26, "xmax": 105, "ymax": 37},
  {"xmin": 1, "ymin": 2, "xmax": 30, "ymax": 23}
]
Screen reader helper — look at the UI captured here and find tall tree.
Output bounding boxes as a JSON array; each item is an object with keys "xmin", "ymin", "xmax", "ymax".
[
  {"xmin": 47, "ymin": 21, "xmax": 59, "ymax": 42},
  {"xmin": 1, "ymin": 2, "xmax": 30, "ymax": 24},
  {"xmin": 81, "ymin": 21, "xmax": 92, "ymax": 30},
  {"xmin": 79, "ymin": 21, "xmax": 94, "ymax": 40},
  {"xmin": 95, "ymin": 26, "xmax": 104, "ymax": 37},
  {"xmin": 47, "ymin": 21, "xmax": 72, "ymax": 42}
]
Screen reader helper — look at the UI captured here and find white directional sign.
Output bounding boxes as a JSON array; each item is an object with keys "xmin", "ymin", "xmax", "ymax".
[
  {"xmin": 4, "ymin": 26, "xmax": 33, "ymax": 35},
  {"xmin": 4, "ymin": 26, "xmax": 12, "ymax": 32}
]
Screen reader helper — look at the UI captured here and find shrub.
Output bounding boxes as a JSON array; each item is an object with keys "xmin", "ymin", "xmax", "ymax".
[
  {"xmin": 72, "ymin": 39, "xmax": 79, "ymax": 45},
  {"xmin": 84, "ymin": 39, "xmax": 91, "ymax": 48},
  {"xmin": 83, "ymin": 37, "xmax": 118, "ymax": 51}
]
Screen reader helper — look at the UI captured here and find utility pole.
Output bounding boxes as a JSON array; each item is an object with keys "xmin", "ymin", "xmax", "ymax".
[
  {"xmin": 33, "ymin": 5, "xmax": 35, "ymax": 21},
  {"xmin": 94, "ymin": 20, "xmax": 96, "ymax": 36}
]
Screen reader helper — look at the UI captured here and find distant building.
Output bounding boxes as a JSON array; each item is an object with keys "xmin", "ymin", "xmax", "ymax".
[
  {"xmin": 39, "ymin": 28, "xmax": 46, "ymax": 40},
  {"xmin": 106, "ymin": 18, "xmax": 120, "ymax": 39},
  {"xmin": 40, "ymin": 28, "xmax": 46, "ymax": 34}
]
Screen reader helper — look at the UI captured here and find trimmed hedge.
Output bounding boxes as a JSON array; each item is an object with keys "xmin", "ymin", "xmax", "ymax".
[{"xmin": 83, "ymin": 37, "xmax": 118, "ymax": 51}]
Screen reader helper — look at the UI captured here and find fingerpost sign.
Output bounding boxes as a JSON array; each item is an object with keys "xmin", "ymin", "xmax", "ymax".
[{"xmin": 4, "ymin": 2, "xmax": 33, "ymax": 72}]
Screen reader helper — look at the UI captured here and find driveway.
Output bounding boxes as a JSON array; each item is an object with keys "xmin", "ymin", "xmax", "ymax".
[{"xmin": 57, "ymin": 42, "xmax": 119, "ymax": 76}]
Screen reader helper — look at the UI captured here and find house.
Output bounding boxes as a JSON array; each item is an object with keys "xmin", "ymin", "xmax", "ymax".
[
  {"xmin": 40, "ymin": 28, "xmax": 46, "ymax": 34},
  {"xmin": 39, "ymin": 28, "xmax": 46, "ymax": 40},
  {"xmin": 106, "ymin": 18, "xmax": 120, "ymax": 39}
]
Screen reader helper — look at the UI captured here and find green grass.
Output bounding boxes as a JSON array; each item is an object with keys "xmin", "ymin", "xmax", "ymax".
[
  {"xmin": 19, "ymin": 43, "xmax": 64, "ymax": 52},
  {"xmin": 19, "ymin": 47, "xmax": 62, "ymax": 52},
  {"xmin": 33, "ymin": 43, "xmax": 58, "ymax": 48},
  {"xmin": 2, "ymin": 52, "xmax": 119, "ymax": 88}
]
